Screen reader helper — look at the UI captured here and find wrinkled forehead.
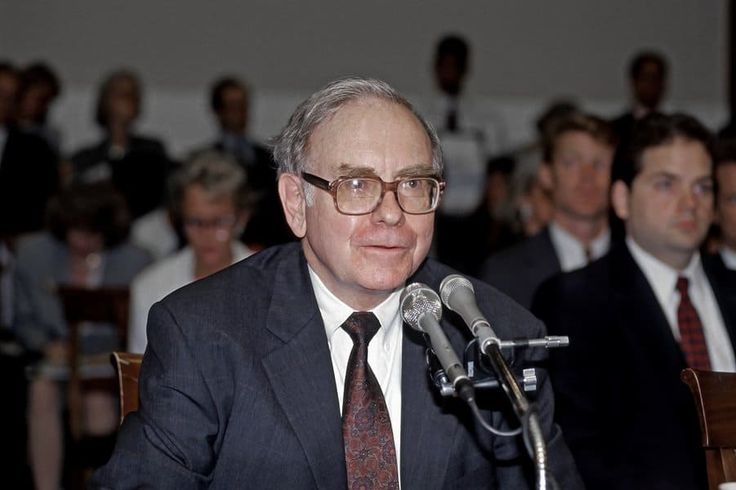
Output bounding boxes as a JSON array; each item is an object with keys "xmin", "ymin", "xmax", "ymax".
[{"xmin": 305, "ymin": 98, "xmax": 433, "ymax": 178}]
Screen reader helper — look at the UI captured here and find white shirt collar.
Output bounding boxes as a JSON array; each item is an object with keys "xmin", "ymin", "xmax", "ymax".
[
  {"xmin": 626, "ymin": 236, "xmax": 702, "ymax": 308},
  {"xmin": 721, "ymin": 246, "xmax": 736, "ymax": 270},
  {"xmin": 308, "ymin": 265, "xmax": 401, "ymax": 349},
  {"xmin": 549, "ymin": 221, "xmax": 610, "ymax": 272}
]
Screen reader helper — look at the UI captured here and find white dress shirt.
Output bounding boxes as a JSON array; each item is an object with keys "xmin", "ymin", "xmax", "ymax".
[
  {"xmin": 128, "ymin": 242, "xmax": 252, "ymax": 353},
  {"xmin": 549, "ymin": 221, "xmax": 610, "ymax": 272},
  {"xmin": 627, "ymin": 237, "xmax": 736, "ymax": 372},
  {"xmin": 309, "ymin": 267, "xmax": 403, "ymax": 481},
  {"xmin": 721, "ymin": 246, "xmax": 736, "ymax": 271}
]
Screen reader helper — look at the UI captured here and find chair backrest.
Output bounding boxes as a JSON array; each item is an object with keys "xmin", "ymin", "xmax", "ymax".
[
  {"xmin": 111, "ymin": 352, "xmax": 143, "ymax": 423},
  {"xmin": 57, "ymin": 286, "xmax": 130, "ymax": 438},
  {"xmin": 681, "ymin": 368, "xmax": 736, "ymax": 490}
]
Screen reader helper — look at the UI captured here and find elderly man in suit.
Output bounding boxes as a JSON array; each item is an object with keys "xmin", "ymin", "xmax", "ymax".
[
  {"xmin": 532, "ymin": 113, "xmax": 736, "ymax": 490},
  {"xmin": 93, "ymin": 78, "xmax": 582, "ymax": 489},
  {"xmin": 481, "ymin": 112, "xmax": 616, "ymax": 308}
]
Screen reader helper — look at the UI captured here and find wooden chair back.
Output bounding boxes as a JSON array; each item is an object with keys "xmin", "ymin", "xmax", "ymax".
[
  {"xmin": 681, "ymin": 368, "xmax": 736, "ymax": 490},
  {"xmin": 57, "ymin": 286, "xmax": 130, "ymax": 438},
  {"xmin": 111, "ymin": 351, "xmax": 143, "ymax": 423}
]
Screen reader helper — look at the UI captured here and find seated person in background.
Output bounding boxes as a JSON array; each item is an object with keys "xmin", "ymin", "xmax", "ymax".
[
  {"xmin": 16, "ymin": 61, "xmax": 63, "ymax": 155},
  {"xmin": 533, "ymin": 113, "xmax": 736, "ymax": 489},
  {"xmin": 13, "ymin": 183, "xmax": 151, "ymax": 490},
  {"xmin": 191, "ymin": 76, "xmax": 292, "ymax": 250},
  {"xmin": 481, "ymin": 112, "xmax": 616, "ymax": 308},
  {"xmin": 0, "ymin": 61, "xmax": 59, "ymax": 240},
  {"xmin": 436, "ymin": 155, "xmax": 521, "ymax": 275},
  {"xmin": 714, "ymin": 139, "xmax": 736, "ymax": 269},
  {"xmin": 71, "ymin": 69, "xmax": 173, "ymax": 220},
  {"xmin": 128, "ymin": 152, "xmax": 254, "ymax": 354}
]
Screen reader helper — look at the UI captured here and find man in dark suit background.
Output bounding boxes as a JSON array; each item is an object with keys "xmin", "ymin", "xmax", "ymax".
[
  {"xmin": 611, "ymin": 51, "xmax": 669, "ymax": 149},
  {"xmin": 533, "ymin": 113, "xmax": 736, "ymax": 489},
  {"xmin": 93, "ymin": 77, "xmax": 582, "ymax": 489},
  {"xmin": 194, "ymin": 76, "xmax": 292, "ymax": 249},
  {"xmin": 481, "ymin": 112, "xmax": 615, "ymax": 308},
  {"xmin": 0, "ymin": 62, "xmax": 59, "ymax": 240}
]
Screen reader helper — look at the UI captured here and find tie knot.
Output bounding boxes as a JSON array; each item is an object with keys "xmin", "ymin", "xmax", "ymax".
[
  {"xmin": 676, "ymin": 276, "xmax": 690, "ymax": 295},
  {"xmin": 341, "ymin": 312, "xmax": 380, "ymax": 346}
]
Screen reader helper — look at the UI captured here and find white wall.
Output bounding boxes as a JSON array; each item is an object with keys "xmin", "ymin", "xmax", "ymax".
[{"xmin": 2, "ymin": 1, "xmax": 729, "ymax": 157}]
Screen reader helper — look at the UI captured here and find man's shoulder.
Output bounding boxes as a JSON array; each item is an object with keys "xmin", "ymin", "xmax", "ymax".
[
  {"xmin": 483, "ymin": 229, "xmax": 555, "ymax": 271},
  {"xmin": 161, "ymin": 243, "xmax": 301, "ymax": 308}
]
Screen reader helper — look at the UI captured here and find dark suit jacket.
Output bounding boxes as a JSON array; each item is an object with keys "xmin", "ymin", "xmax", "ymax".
[
  {"xmin": 71, "ymin": 136, "xmax": 172, "ymax": 219},
  {"xmin": 0, "ymin": 126, "xmax": 59, "ymax": 237},
  {"xmin": 532, "ymin": 244, "xmax": 736, "ymax": 490},
  {"xmin": 481, "ymin": 227, "xmax": 561, "ymax": 309},
  {"xmin": 92, "ymin": 242, "xmax": 582, "ymax": 489}
]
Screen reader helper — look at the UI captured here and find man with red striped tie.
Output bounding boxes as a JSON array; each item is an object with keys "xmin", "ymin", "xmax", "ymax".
[{"xmin": 532, "ymin": 112, "xmax": 736, "ymax": 490}]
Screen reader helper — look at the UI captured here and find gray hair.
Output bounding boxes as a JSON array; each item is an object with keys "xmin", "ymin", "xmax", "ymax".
[
  {"xmin": 170, "ymin": 151, "xmax": 250, "ymax": 219},
  {"xmin": 272, "ymin": 77, "xmax": 443, "ymax": 177}
]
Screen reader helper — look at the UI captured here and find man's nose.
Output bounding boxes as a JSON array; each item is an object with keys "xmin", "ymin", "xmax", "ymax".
[{"xmin": 371, "ymin": 190, "xmax": 404, "ymax": 226}]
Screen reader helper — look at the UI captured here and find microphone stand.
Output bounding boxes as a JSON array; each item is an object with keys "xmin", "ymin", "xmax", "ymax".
[{"xmin": 482, "ymin": 340, "xmax": 550, "ymax": 490}]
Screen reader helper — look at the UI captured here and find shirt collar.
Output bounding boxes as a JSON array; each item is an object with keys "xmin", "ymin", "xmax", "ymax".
[
  {"xmin": 549, "ymin": 221, "xmax": 610, "ymax": 271},
  {"xmin": 308, "ymin": 265, "xmax": 402, "ymax": 344},
  {"xmin": 721, "ymin": 246, "xmax": 736, "ymax": 270},
  {"xmin": 626, "ymin": 236, "xmax": 702, "ymax": 303}
]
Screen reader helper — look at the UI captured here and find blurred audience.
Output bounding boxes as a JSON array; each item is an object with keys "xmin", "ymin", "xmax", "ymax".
[
  {"xmin": 0, "ymin": 61, "xmax": 59, "ymax": 241},
  {"xmin": 71, "ymin": 69, "xmax": 173, "ymax": 220},
  {"xmin": 191, "ymin": 76, "xmax": 292, "ymax": 249},
  {"xmin": 436, "ymin": 155, "xmax": 520, "ymax": 275},
  {"xmin": 714, "ymin": 139, "xmax": 736, "ymax": 269},
  {"xmin": 612, "ymin": 51, "xmax": 669, "ymax": 146},
  {"xmin": 482, "ymin": 112, "xmax": 616, "ymax": 308},
  {"xmin": 13, "ymin": 183, "xmax": 151, "ymax": 490},
  {"xmin": 533, "ymin": 113, "xmax": 734, "ymax": 489},
  {"xmin": 128, "ymin": 152, "xmax": 254, "ymax": 353},
  {"xmin": 16, "ymin": 62, "xmax": 63, "ymax": 154},
  {"xmin": 516, "ymin": 170, "xmax": 554, "ymax": 237}
]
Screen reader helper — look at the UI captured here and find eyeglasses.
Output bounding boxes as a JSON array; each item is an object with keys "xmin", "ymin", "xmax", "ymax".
[
  {"xmin": 182, "ymin": 215, "xmax": 238, "ymax": 231},
  {"xmin": 301, "ymin": 172, "xmax": 445, "ymax": 215}
]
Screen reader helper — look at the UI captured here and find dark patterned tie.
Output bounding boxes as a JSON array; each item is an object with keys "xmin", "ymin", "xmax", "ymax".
[
  {"xmin": 676, "ymin": 277, "xmax": 712, "ymax": 370},
  {"xmin": 341, "ymin": 312, "xmax": 399, "ymax": 490}
]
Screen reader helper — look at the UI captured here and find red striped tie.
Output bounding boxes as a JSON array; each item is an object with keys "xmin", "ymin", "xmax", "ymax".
[
  {"xmin": 341, "ymin": 312, "xmax": 399, "ymax": 490},
  {"xmin": 675, "ymin": 277, "xmax": 711, "ymax": 370}
]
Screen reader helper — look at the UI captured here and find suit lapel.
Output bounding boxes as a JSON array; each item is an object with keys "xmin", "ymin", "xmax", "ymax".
[
  {"xmin": 260, "ymin": 249, "xmax": 347, "ymax": 488},
  {"xmin": 703, "ymin": 253, "xmax": 736, "ymax": 348},
  {"xmin": 610, "ymin": 246, "xmax": 686, "ymax": 370}
]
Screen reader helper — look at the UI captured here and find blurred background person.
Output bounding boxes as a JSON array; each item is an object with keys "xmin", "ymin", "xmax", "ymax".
[
  {"xmin": 16, "ymin": 61, "xmax": 63, "ymax": 155},
  {"xmin": 128, "ymin": 152, "xmax": 254, "ymax": 354},
  {"xmin": 713, "ymin": 138, "xmax": 736, "ymax": 269},
  {"xmin": 191, "ymin": 76, "xmax": 292, "ymax": 250},
  {"xmin": 0, "ymin": 61, "xmax": 59, "ymax": 242},
  {"xmin": 482, "ymin": 112, "xmax": 616, "ymax": 308},
  {"xmin": 70, "ymin": 69, "xmax": 173, "ymax": 220},
  {"xmin": 435, "ymin": 155, "xmax": 521, "ymax": 275},
  {"xmin": 612, "ymin": 50, "xmax": 669, "ymax": 146},
  {"xmin": 13, "ymin": 183, "xmax": 151, "ymax": 490}
]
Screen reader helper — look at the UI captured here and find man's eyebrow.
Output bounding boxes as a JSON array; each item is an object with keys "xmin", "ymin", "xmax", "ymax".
[
  {"xmin": 395, "ymin": 165, "xmax": 438, "ymax": 177},
  {"xmin": 334, "ymin": 163, "xmax": 438, "ymax": 178}
]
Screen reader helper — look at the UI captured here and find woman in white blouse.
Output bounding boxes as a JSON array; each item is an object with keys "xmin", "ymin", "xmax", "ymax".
[{"xmin": 128, "ymin": 152, "xmax": 255, "ymax": 354}]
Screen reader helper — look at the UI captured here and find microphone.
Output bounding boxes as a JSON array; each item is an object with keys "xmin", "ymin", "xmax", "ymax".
[
  {"xmin": 439, "ymin": 274, "xmax": 499, "ymax": 351},
  {"xmin": 400, "ymin": 283, "xmax": 474, "ymax": 402}
]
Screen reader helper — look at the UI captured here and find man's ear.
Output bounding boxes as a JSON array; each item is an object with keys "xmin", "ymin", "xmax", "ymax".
[
  {"xmin": 611, "ymin": 180, "xmax": 631, "ymax": 221},
  {"xmin": 278, "ymin": 173, "xmax": 307, "ymax": 238}
]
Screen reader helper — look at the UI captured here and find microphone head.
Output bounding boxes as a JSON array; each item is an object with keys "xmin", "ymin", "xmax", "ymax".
[
  {"xmin": 400, "ymin": 283, "xmax": 442, "ymax": 332},
  {"xmin": 439, "ymin": 274, "xmax": 474, "ymax": 311}
]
